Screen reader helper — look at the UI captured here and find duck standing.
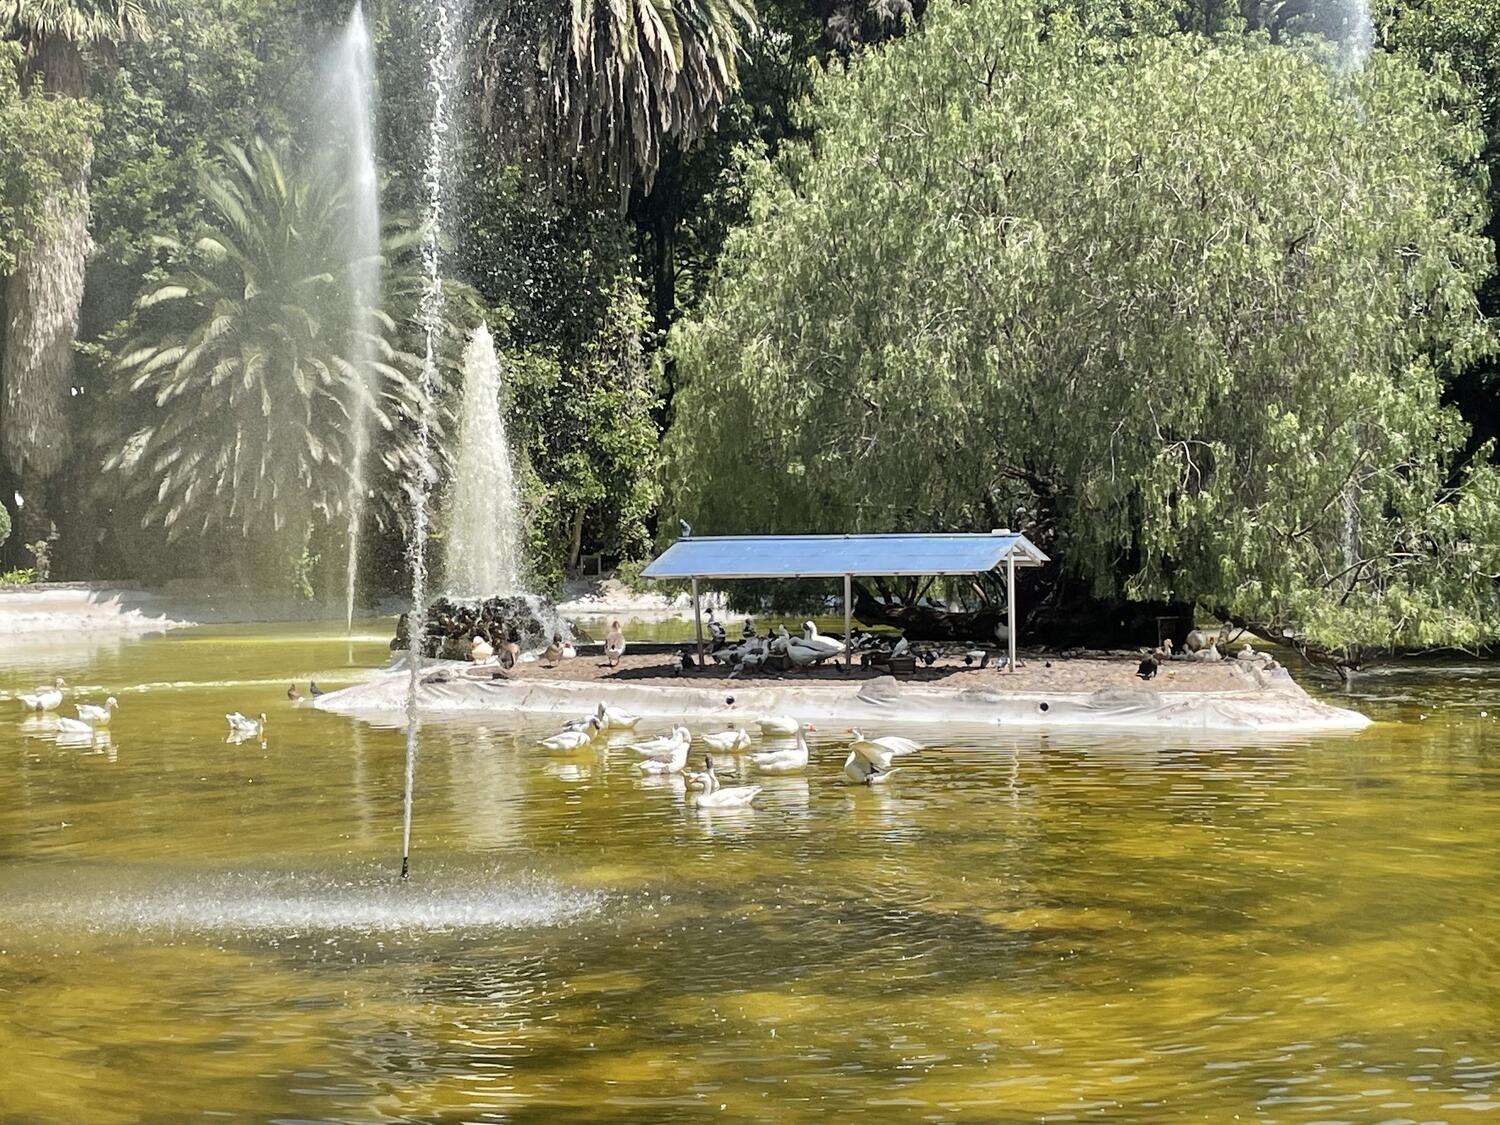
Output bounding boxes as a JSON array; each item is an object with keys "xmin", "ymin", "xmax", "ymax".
[
  {"xmin": 20, "ymin": 678, "xmax": 65, "ymax": 712},
  {"xmin": 604, "ymin": 620, "xmax": 627, "ymax": 667}
]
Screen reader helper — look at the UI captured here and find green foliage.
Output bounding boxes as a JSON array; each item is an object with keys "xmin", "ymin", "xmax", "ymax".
[
  {"xmin": 474, "ymin": 0, "xmax": 756, "ymax": 200},
  {"xmin": 670, "ymin": 0, "xmax": 1500, "ymax": 653},
  {"xmin": 0, "ymin": 42, "xmax": 94, "ymax": 276},
  {"xmin": 0, "ymin": 567, "xmax": 34, "ymax": 585},
  {"xmin": 104, "ymin": 138, "xmax": 427, "ymax": 563},
  {"xmin": 0, "ymin": 500, "xmax": 10, "ymax": 547}
]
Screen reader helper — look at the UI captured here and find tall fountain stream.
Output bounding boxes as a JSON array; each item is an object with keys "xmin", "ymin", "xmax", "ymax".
[{"xmin": 323, "ymin": 4, "xmax": 381, "ymax": 635}]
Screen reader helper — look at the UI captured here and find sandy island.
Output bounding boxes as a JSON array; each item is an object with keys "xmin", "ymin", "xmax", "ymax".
[{"xmin": 316, "ymin": 649, "xmax": 1371, "ymax": 733}]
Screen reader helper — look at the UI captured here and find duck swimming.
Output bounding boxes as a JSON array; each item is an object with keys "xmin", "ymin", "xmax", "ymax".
[
  {"xmin": 750, "ymin": 723, "xmax": 811, "ymax": 772},
  {"xmin": 690, "ymin": 755, "xmax": 761, "ymax": 808},
  {"xmin": 75, "ymin": 697, "xmax": 119, "ymax": 725},
  {"xmin": 541, "ymin": 717, "xmax": 601, "ymax": 752},
  {"xmin": 20, "ymin": 678, "xmax": 65, "ymax": 712},
  {"xmin": 698, "ymin": 726, "xmax": 751, "ymax": 753},
  {"xmin": 226, "ymin": 712, "xmax": 267, "ymax": 736}
]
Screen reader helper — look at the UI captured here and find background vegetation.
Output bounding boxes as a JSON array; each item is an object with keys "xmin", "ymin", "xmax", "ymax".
[{"xmin": 0, "ymin": 0, "xmax": 1498, "ymax": 659}]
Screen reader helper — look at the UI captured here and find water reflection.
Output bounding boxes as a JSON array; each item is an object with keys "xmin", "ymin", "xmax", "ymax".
[{"xmin": 3, "ymin": 628, "xmax": 1500, "ymax": 1121}]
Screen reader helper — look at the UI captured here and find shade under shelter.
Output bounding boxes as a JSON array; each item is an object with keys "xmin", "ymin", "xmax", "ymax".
[{"xmin": 639, "ymin": 531, "xmax": 1049, "ymax": 671}]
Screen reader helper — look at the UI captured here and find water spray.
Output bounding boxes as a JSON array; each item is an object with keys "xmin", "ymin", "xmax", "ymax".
[{"xmin": 402, "ymin": 0, "xmax": 459, "ymax": 880}]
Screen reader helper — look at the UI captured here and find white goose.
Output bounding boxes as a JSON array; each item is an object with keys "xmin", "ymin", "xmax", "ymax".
[
  {"xmin": 55, "ymin": 716, "xmax": 95, "ymax": 735},
  {"xmin": 629, "ymin": 725, "xmax": 691, "ymax": 760},
  {"xmin": 843, "ymin": 752, "xmax": 899, "ymax": 786},
  {"xmin": 637, "ymin": 738, "xmax": 689, "ymax": 775},
  {"xmin": 757, "ymin": 714, "xmax": 800, "ymax": 737},
  {"xmin": 76, "ymin": 697, "xmax": 119, "ymax": 725},
  {"xmin": 699, "ymin": 726, "xmax": 751, "ymax": 753},
  {"xmin": 226, "ymin": 712, "xmax": 267, "ymax": 736},
  {"xmin": 751, "ymin": 723, "xmax": 812, "ymax": 772},
  {"xmin": 847, "ymin": 728, "xmax": 921, "ymax": 769},
  {"xmin": 689, "ymin": 755, "xmax": 761, "ymax": 808},
  {"xmin": 20, "ymin": 678, "xmax": 65, "ymax": 712},
  {"xmin": 595, "ymin": 701, "xmax": 640, "ymax": 731},
  {"xmin": 541, "ymin": 716, "xmax": 601, "ymax": 752}
]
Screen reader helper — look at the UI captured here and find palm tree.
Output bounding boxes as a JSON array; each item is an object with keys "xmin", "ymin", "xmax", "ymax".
[
  {"xmin": 106, "ymin": 139, "xmax": 429, "ymax": 570},
  {"xmin": 477, "ymin": 0, "xmax": 756, "ymax": 200},
  {"xmin": 0, "ymin": 0, "xmax": 171, "ymax": 548}
]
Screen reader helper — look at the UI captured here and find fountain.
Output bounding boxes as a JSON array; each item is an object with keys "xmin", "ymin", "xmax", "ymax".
[
  {"xmin": 324, "ymin": 3, "xmax": 382, "ymax": 634},
  {"xmin": 445, "ymin": 324, "xmax": 523, "ymax": 597},
  {"xmin": 1335, "ymin": 0, "xmax": 1374, "ymax": 71},
  {"xmin": 403, "ymin": 0, "xmax": 462, "ymax": 880}
]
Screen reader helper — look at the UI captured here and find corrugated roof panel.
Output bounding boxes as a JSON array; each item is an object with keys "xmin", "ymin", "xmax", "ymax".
[{"xmin": 639, "ymin": 533, "xmax": 1048, "ymax": 580}]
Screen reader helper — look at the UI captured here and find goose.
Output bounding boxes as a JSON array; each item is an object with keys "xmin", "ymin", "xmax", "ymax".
[
  {"xmin": 226, "ymin": 712, "xmax": 267, "ymax": 736},
  {"xmin": 758, "ymin": 714, "xmax": 800, "ymax": 737},
  {"xmin": 629, "ymin": 725, "xmax": 691, "ymax": 760},
  {"xmin": 690, "ymin": 754, "xmax": 761, "ymax": 808},
  {"xmin": 846, "ymin": 728, "xmax": 922, "ymax": 772},
  {"xmin": 55, "ymin": 716, "xmax": 95, "ymax": 735},
  {"xmin": 541, "ymin": 717, "xmax": 601, "ymax": 752},
  {"xmin": 750, "ymin": 723, "xmax": 811, "ymax": 772},
  {"xmin": 699, "ymin": 726, "xmax": 751, "ymax": 753},
  {"xmin": 1136, "ymin": 653, "xmax": 1159, "ymax": 681},
  {"xmin": 595, "ymin": 702, "xmax": 640, "ymax": 731},
  {"xmin": 75, "ymin": 697, "xmax": 119, "ymax": 725},
  {"xmin": 1236, "ymin": 643, "xmax": 1272, "ymax": 665},
  {"xmin": 604, "ymin": 621, "xmax": 627, "ymax": 667},
  {"xmin": 20, "ymin": 678, "xmax": 65, "ymax": 712},
  {"xmin": 560, "ymin": 640, "xmax": 578, "ymax": 660},
  {"xmin": 471, "ymin": 635, "xmax": 495, "ymax": 663},
  {"xmin": 543, "ymin": 637, "xmax": 563, "ymax": 666},
  {"xmin": 843, "ymin": 752, "xmax": 899, "ymax": 786},
  {"xmin": 637, "ymin": 737, "xmax": 689, "ymax": 774},
  {"xmin": 798, "ymin": 622, "xmax": 845, "ymax": 659},
  {"xmin": 1188, "ymin": 642, "xmax": 1222, "ymax": 663}
]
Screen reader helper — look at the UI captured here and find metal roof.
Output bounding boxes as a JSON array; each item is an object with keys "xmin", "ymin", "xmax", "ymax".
[{"xmin": 640, "ymin": 532, "xmax": 1049, "ymax": 581}]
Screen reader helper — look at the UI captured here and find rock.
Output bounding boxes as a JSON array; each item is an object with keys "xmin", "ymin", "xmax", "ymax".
[{"xmin": 391, "ymin": 593, "xmax": 576, "ymax": 660}]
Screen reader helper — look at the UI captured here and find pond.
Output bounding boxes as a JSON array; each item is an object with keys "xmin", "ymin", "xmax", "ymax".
[{"xmin": 2, "ymin": 622, "xmax": 1498, "ymax": 1122}]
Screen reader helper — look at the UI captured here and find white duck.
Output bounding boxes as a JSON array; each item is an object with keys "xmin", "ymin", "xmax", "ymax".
[
  {"xmin": 226, "ymin": 712, "xmax": 267, "ymax": 736},
  {"xmin": 751, "ymin": 723, "xmax": 812, "ymax": 772},
  {"xmin": 20, "ymin": 678, "xmax": 65, "ymax": 712},
  {"xmin": 690, "ymin": 755, "xmax": 762, "ymax": 808},
  {"xmin": 699, "ymin": 726, "xmax": 751, "ymax": 753},
  {"xmin": 541, "ymin": 717, "xmax": 601, "ymax": 752},
  {"xmin": 595, "ymin": 701, "xmax": 640, "ymax": 731},
  {"xmin": 637, "ymin": 738, "xmax": 690, "ymax": 775},
  {"xmin": 55, "ymin": 715, "xmax": 96, "ymax": 735},
  {"xmin": 758, "ymin": 714, "xmax": 801, "ymax": 737},
  {"xmin": 75, "ymin": 697, "xmax": 119, "ymax": 725},
  {"xmin": 471, "ymin": 635, "xmax": 495, "ymax": 663},
  {"xmin": 846, "ymin": 728, "xmax": 922, "ymax": 771},
  {"xmin": 843, "ymin": 752, "xmax": 899, "ymax": 786},
  {"xmin": 629, "ymin": 725, "xmax": 691, "ymax": 760}
]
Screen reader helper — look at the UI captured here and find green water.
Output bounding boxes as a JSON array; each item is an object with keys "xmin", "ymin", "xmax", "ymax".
[{"xmin": 3, "ymin": 623, "xmax": 1499, "ymax": 1122}]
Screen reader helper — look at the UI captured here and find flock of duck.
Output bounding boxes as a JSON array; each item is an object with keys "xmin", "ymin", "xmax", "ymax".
[
  {"xmin": 1135, "ymin": 624, "xmax": 1279, "ymax": 681},
  {"xmin": 16, "ymin": 677, "xmax": 119, "ymax": 738},
  {"xmin": 537, "ymin": 701, "xmax": 922, "ymax": 805}
]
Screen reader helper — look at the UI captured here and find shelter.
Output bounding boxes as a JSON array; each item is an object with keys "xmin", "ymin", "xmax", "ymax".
[{"xmin": 639, "ymin": 531, "xmax": 1049, "ymax": 671}]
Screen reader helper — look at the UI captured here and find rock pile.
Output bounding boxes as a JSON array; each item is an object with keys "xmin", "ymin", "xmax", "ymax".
[{"xmin": 392, "ymin": 594, "xmax": 576, "ymax": 660}]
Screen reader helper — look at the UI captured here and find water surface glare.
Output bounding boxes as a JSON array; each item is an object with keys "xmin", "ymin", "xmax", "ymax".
[{"xmin": 3, "ymin": 623, "xmax": 1499, "ymax": 1122}]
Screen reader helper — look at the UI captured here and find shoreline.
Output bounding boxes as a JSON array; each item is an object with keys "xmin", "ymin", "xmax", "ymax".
[{"xmin": 315, "ymin": 654, "xmax": 1372, "ymax": 734}]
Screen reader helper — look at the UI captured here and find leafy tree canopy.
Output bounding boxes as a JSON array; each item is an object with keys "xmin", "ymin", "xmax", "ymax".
[
  {"xmin": 104, "ymin": 138, "xmax": 430, "ymax": 565},
  {"xmin": 668, "ymin": 0, "xmax": 1500, "ymax": 654}
]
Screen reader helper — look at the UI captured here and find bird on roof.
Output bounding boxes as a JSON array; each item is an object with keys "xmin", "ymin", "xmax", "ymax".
[{"xmin": 679, "ymin": 519, "xmax": 693, "ymax": 538}]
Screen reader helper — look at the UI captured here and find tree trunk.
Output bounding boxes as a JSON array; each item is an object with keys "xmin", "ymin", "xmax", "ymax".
[
  {"xmin": 1, "ymin": 33, "xmax": 91, "ymax": 571},
  {"xmin": 568, "ymin": 506, "xmax": 585, "ymax": 570}
]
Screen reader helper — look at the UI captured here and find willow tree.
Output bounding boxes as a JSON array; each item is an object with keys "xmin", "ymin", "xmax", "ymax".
[
  {"xmin": 105, "ymin": 140, "xmax": 430, "ymax": 581},
  {"xmin": 668, "ymin": 0, "xmax": 1500, "ymax": 656},
  {"xmin": 0, "ymin": 0, "xmax": 169, "ymax": 547}
]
